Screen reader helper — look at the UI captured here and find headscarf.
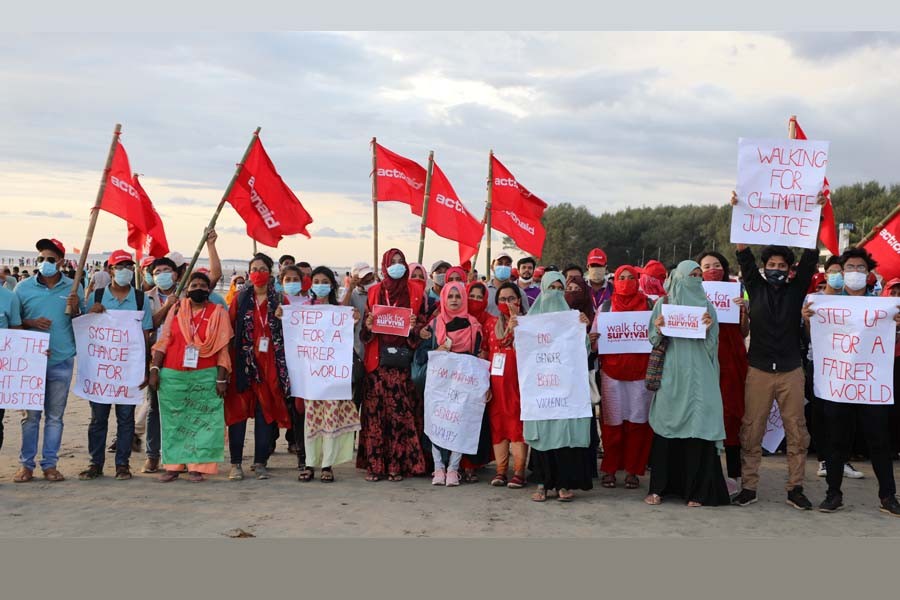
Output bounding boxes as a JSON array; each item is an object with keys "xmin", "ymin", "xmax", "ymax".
[
  {"xmin": 640, "ymin": 259, "xmax": 668, "ymax": 298},
  {"xmin": 379, "ymin": 248, "xmax": 410, "ymax": 308},
  {"xmin": 433, "ymin": 281, "xmax": 481, "ymax": 353},
  {"xmin": 155, "ymin": 297, "xmax": 233, "ymax": 358},
  {"xmin": 466, "ymin": 280, "xmax": 489, "ymax": 327},
  {"xmin": 225, "ymin": 274, "xmax": 245, "ymax": 306},
  {"xmin": 665, "ymin": 260, "xmax": 707, "ymax": 307},
  {"xmin": 527, "ymin": 271, "xmax": 569, "ymax": 315},
  {"xmin": 880, "ymin": 277, "xmax": 900, "ymax": 297},
  {"xmin": 445, "ymin": 266, "xmax": 468, "ymax": 284},
  {"xmin": 564, "ymin": 274, "xmax": 595, "ymax": 326},
  {"xmin": 407, "ymin": 261, "xmax": 427, "ymax": 282},
  {"xmin": 611, "ymin": 265, "xmax": 648, "ymax": 312},
  {"xmin": 808, "ymin": 272, "xmax": 826, "ymax": 295}
]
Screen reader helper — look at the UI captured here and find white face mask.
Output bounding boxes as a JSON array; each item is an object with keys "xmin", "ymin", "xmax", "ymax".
[{"xmin": 843, "ymin": 271, "xmax": 868, "ymax": 291}]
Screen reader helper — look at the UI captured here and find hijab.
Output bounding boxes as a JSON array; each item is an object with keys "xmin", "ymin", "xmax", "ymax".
[
  {"xmin": 666, "ymin": 260, "xmax": 707, "ymax": 307},
  {"xmin": 466, "ymin": 281, "xmax": 489, "ymax": 327},
  {"xmin": 565, "ymin": 274, "xmax": 595, "ymax": 326},
  {"xmin": 611, "ymin": 265, "xmax": 648, "ymax": 312},
  {"xmin": 527, "ymin": 271, "xmax": 569, "ymax": 315},
  {"xmin": 379, "ymin": 248, "xmax": 410, "ymax": 308},
  {"xmin": 408, "ymin": 262, "xmax": 426, "ymax": 282},
  {"xmin": 225, "ymin": 274, "xmax": 244, "ymax": 306},
  {"xmin": 640, "ymin": 259, "xmax": 668, "ymax": 298},
  {"xmin": 445, "ymin": 266, "xmax": 468, "ymax": 285},
  {"xmin": 433, "ymin": 281, "xmax": 481, "ymax": 353}
]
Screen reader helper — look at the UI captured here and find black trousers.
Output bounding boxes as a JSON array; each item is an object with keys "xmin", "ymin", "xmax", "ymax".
[
  {"xmin": 0, "ymin": 408, "xmax": 4, "ymax": 451},
  {"xmin": 824, "ymin": 400, "xmax": 896, "ymax": 500}
]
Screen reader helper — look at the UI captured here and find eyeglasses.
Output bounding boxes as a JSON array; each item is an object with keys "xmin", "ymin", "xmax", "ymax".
[
  {"xmin": 843, "ymin": 265, "xmax": 869, "ymax": 273},
  {"xmin": 36, "ymin": 256, "xmax": 58, "ymax": 264}
]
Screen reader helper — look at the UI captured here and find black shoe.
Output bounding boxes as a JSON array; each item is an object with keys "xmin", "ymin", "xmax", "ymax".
[
  {"xmin": 732, "ymin": 489, "xmax": 757, "ymax": 506},
  {"xmin": 786, "ymin": 486, "xmax": 813, "ymax": 510},
  {"xmin": 818, "ymin": 491, "xmax": 844, "ymax": 513},
  {"xmin": 880, "ymin": 496, "xmax": 900, "ymax": 517}
]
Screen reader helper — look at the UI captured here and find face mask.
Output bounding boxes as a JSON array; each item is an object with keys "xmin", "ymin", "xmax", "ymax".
[
  {"xmin": 114, "ymin": 269, "xmax": 134, "ymax": 286},
  {"xmin": 468, "ymin": 298, "xmax": 487, "ymax": 314},
  {"xmin": 433, "ymin": 273, "xmax": 446, "ymax": 287},
  {"xmin": 311, "ymin": 283, "xmax": 332, "ymax": 298},
  {"xmin": 249, "ymin": 271, "xmax": 269, "ymax": 287},
  {"xmin": 493, "ymin": 265, "xmax": 511, "ymax": 281},
  {"xmin": 283, "ymin": 282, "xmax": 302, "ymax": 296},
  {"xmin": 39, "ymin": 260, "xmax": 58, "ymax": 277},
  {"xmin": 144, "ymin": 273, "xmax": 154, "ymax": 287},
  {"xmin": 154, "ymin": 272, "xmax": 174, "ymax": 290},
  {"xmin": 564, "ymin": 289, "xmax": 585, "ymax": 308},
  {"xmin": 498, "ymin": 302, "xmax": 515, "ymax": 317},
  {"xmin": 617, "ymin": 279, "xmax": 639, "ymax": 295},
  {"xmin": 519, "ymin": 276, "xmax": 533, "ymax": 284},
  {"xmin": 187, "ymin": 289, "xmax": 210, "ymax": 304},
  {"xmin": 843, "ymin": 271, "xmax": 867, "ymax": 291},
  {"xmin": 826, "ymin": 273, "xmax": 844, "ymax": 289},
  {"xmin": 588, "ymin": 266, "xmax": 606, "ymax": 283},
  {"xmin": 301, "ymin": 275, "xmax": 312, "ymax": 292},
  {"xmin": 274, "ymin": 281, "xmax": 283, "ymax": 294},
  {"xmin": 387, "ymin": 263, "xmax": 406, "ymax": 279},
  {"xmin": 701, "ymin": 268, "xmax": 724, "ymax": 282},
  {"xmin": 543, "ymin": 289, "xmax": 564, "ymax": 301},
  {"xmin": 363, "ymin": 281, "xmax": 377, "ymax": 292},
  {"xmin": 764, "ymin": 269, "xmax": 788, "ymax": 287}
]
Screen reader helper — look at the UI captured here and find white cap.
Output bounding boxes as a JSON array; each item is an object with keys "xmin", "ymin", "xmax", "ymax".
[
  {"xmin": 166, "ymin": 251, "xmax": 187, "ymax": 267},
  {"xmin": 351, "ymin": 261, "xmax": 374, "ymax": 278},
  {"xmin": 492, "ymin": 251, "xmax": 512, "ymax": 264}
]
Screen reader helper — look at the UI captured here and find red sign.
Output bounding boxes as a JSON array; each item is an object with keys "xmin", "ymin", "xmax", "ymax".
[{"xmin": 371, "ymin": 305, "xmax": 413, "ymax": 336}]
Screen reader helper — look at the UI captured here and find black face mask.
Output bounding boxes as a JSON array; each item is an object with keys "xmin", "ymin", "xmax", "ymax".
[
  {"xmin": 764, "ymin": 269, "xmax": 788, "ymax": 287},
  {"xmin": 188, "ymin": 289, "xmax": 210, "ymax": 304}
]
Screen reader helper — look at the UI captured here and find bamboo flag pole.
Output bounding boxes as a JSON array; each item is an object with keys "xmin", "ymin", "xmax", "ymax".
[
  {"xmin": 175, "ymin": 127, "xmax": 261, "ymax": 296},
  {"xmin": 856, "ymin": 204, "xmax": 900, "ymax": 248},
  {"xmin": 468, "ymin": 150, "xmax": 493, "ymax": 280},
  {"xmin": 416, "ymin": 151, "xmax": 435, "ymax": 265},
  {"xmin": 485, "ymin": 149, "xmax": 494, "ymax": 278},
  {"xmin": 788, "ymin": 114, "xmax": 797, "ymax": 140},
  {"xmin": 68, "ymin": 123, "xmax": 122, "ymax": 314},
  {"xmin": 132, "ymin": 171, "xmax": 145, "ymax": 289},
  {"xmin": 371, "ymin": 137, "xmax": 379, "ymax": 269}
]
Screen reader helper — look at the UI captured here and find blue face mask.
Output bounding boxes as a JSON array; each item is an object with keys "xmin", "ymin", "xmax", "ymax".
[
  {"xmin": 494, "ymin": 265, "xmax": 511, "ymax": 281},
  {"xmin": 114, "ymin": 268, "xmax": 134, "ymax": 286},
  {"xmin": 274, "ymin": 281, "xmax": 284, "ymax": 294},
  {"xmin": 154, "ymin": 272, "xmax": 174, "ymax": 290},
  {"xmin": 144, "ymin": 272, "xmax": 154, "ymax": 287},
  {"xmin": 387, "ymin": 264, "xmax": 407, "ymax": 279},
  {"xmin": 826, "ymin": 273, "xmax": 843, "ymax": 289},
  {"xmin": 311, "ymin": 283, "xmax": 332, "ymax": 298},
  {"xmin": 543, "ymin": 288, "xmax": 564, "ymax": 299},
  {"xmin": 283, "ymin": 282, "xmax": 302, "ymax": 296},
  {"xmin": 39, "ymin": 260, "xmax": 58, "ymax": 277}
]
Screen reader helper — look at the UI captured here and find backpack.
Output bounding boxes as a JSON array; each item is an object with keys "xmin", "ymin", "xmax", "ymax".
[{"xmin": 94, "ymin": 287, "xmax": 145, "ymax": 312}]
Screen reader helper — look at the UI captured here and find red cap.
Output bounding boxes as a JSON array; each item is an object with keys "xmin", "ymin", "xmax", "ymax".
[
  {"xmin": 108, "ymin": 249, "xmax": 134, "ymax": 266},
  {"xmin": 586, "ymin": 248, "xmax": 607, "ymax": 266},
  {"xmin": 534, "ymin": 266, "xmax": 546, "ymax": 279},
  {"xmin": 196, "ymin": 267, "xmax": 210, "ymax": 275},
  {"xmin": 36, "ymin": 238, "xmax": 66, "ymax": 258},
  {"xmin": 140, "ymin": 256, "xmax": 156, "ymax": 268},
  {"xmin": 511, "ymin": 267, "xmax": 519, "ymax": 279}
]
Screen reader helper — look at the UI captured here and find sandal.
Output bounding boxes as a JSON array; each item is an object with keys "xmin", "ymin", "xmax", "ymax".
[
  {"xmin": 320, "ymin": 468, "xmax": 334, "ymax": 483},
  {"xmin": 297, "ymin": 466, "xmax": 315, "ymax": 482},
  {"xmin": 531, "ymin": 486, "xmax": 547, "ymax": 502},
  {"xmin": 624, "ymin": 474, "xmax": 640, "ymax": 489},
  {"xmin": 365, "ymin": 472, "xmax": 381, "ymax": 482},
  {"xmin": 188, "ymin": 471, "xmax": 205, "ymax": 483},
  {"xmin": 388, "ymin": 473, "xmax": 404, "ymax": 482},
  {"xmin": 491, "ymin": 473, "xmax": 508, "ymax": 487},
  {"xmin": 13, "ymin": 467, "xmax": 34, "ymax": 483},
  {"xmin": 558, "ymin": 489, "xmax": 575, "ymax": 502},
  {"xmin": 507, "ymin": 474, "xmax": 526, "ymax": 489},
  {"xmin": 644, "ymin": 493, "xmax": 662, "ymax": 505},
  {"xmin": 43, "ymin": 467, "xmax": 65, "ymax": 482},
  {"xmin": 158, "ymin": 471, "xmax": 181, "ymax": 483},
  {"xmin": 687, "ymin": 500, "xmax": 703, "ymax": 508},
  {"xmin": 463, "ymin": 470, "xmax": 479, "ymax": 483},
  {"xmin": 601, "ymin": 473, "xmax": 616, "ymax": 488}
]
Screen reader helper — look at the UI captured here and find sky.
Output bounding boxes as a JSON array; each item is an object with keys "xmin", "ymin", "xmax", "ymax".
[{"xmin": 2, "ymin": 31, "xmax": 899, "ymax": 270}]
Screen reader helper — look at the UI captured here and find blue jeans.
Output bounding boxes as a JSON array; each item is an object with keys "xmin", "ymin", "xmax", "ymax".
[
  {"xmin": 228, "ymin": 402, "xmax": 276, "ymax": 465},
  {"xmin": 87, "ymin": 402, "xmax": 135, "ymax": 468},
  {"xmin": 20, "ymin": 358, "xmax": 74, "ymax": 471},
  {"xmin": 145, "ymin": 387, "xmax": 160, "ymax": 459}
]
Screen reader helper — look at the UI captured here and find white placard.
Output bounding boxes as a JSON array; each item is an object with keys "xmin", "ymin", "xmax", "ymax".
[
  {"xmin": 731, "ymin": 137, "xmax": 829, "ymax": 249},
  {"xmin": 761, "ymin": 401, "xmax": 785, "ymax": 453},
  {"xmin": 423, "ymin": 351, "xmax": 490, "ymax": 454},
  {"xmin": 810, "ymin": 295, "xmax": 898, "ymax": 405},
  {"xmin": 282, "ymin": 305, "xmax": 354, "ymax": 400},
  {"xmin": 702, "ymin": 281, "xmax": 742, "ymax": 324},
  {"xmin": 514, "ymin": 310, "xmax": 592, "ymax": 421},
  {"xmin": 660, "ymin": 304, "xmax": 708, "ymax": 339},
  {"xmin": 593, "ymin": 311, "xmax": 653, "ymax": 354},
  {"xmin": 0, "ymin": 329, "xmax": 50, "ymax": 410},
  {"xmin": 73, "ymin": 310, "xmax": 146, "ymax": 405}
]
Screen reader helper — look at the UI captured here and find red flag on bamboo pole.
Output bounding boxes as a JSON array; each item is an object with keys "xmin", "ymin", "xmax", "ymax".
[
  {"xmin": 99, "ymin": 140, "xmax": 151, "ymax": 234},
  {"xmin": 426, "ymin": 162, "xmax": 484, "ymax": 263},
  {"xmin": 373, "ymin": 142, "xmax": 427, "ymax": 213},
  {"xmin": 127, "ymin": 175, "xmax": 169, "ymax": 259},
  {"xmin": 224, "ymin": 136, "xmax": 313, "ymax": 247},
  {"xmin": 791, "ymin": 118, "xmax": 839, "ymax": 255},
  {"xmin": 860, "ymin": 210, "xmax": 900, "ymax": 281},
  {"xmin": 489, "ymin": 155, "xmax": 548, "ymax": 257}
]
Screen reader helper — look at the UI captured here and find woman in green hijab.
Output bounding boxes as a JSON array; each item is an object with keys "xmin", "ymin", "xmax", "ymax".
[
  {"xmin": 524, "ymin": 271, "xmax": 594, "ymax": 502},
  {"xmin": 644, "ymin": 260, "xmax": 731, "ymax": 507}
]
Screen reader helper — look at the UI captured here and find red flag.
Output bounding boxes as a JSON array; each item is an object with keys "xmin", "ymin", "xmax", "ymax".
[
  {"xmin": 426, "ymin": 163, "xmax": 484, "ymax": 264},
  {"xmin": 792, "ymin": 118, "xmax": 839, "ymax": 255},
  {"xmin": 861, "ymin": 211, "xmax": 900, "ymax": 281},
  {"xmin": 224, "ymin": 137, "xmax": 313, "ymax": 247},
  {"xmin": 127, "ymin": 176, "xmax": 169, "ymax": 259},
  {"xmin": 374, "ymin": 143, "xmax": 427, "ymax": 213},
  {"xmin": 490, "ymin": 155, "xmax": 548, "ymax": 257},
  {"xmin": 99, "ymin": 140, "xmax": 151, "ymax": 234}
]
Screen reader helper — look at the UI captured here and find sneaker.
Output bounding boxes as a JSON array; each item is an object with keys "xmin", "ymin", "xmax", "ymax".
[
  {"xmin": 446, "ymin": 470, "xmax": 461, "ymax": 487},
  {"xmin": 141, "ymin": 457, "xmax": 160, "ymax": 473},
  {"xmin": 786, "ymin": 486, "xmax": 813, "ymax": 510},
  {"xmin": 732, "ymin": 489, "xmax": 757, "ymax": 506},
  {"xmin": 254, "ymin": 463, "xmax": 270, "ymax": 480},
  {"xmin": 818, "ymin": 491, "xmax": 844, "ymax": 513},
  {"xmin": 817, "ymin": 461, "xmax": 827, "ymax": 477},
  {"xmin": 115, "ymin": 464, "xmax": 133, "ymax": 480},
  {"xmin": 78, "ymin": 464, "xmax": 103, "ymax": 480},
  {"xmin": 843, "ymin": 463, "xmax": 864, "ymax": 479},
  {"xmin": 432, "ymin": 469, "xmax": 446, "ymax": 486},
  {"xmin": 879, "ymin": 496, "xmax": 900, "ymax": 517},
  {"xmin": 228, "ymin": 465, "xmax": 244, "ymax": 481}
]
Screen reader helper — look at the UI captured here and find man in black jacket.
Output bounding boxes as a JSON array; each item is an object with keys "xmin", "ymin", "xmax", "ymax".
[{"xmin": 732, "ymin": 242, "xmax": 818, "ymax": 510}]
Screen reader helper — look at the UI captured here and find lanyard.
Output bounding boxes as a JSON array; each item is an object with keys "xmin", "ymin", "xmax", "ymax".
[
  {"xmin": 189, "ymin": 306, "xmax": 207, "ymax": 341},
  {"xmin": 383, "ymin": 285, "xmax": 398, "ymax": 308},
  {"xmin": 255, "ymin": 296, "xmax": 269, "ymax": 330}
]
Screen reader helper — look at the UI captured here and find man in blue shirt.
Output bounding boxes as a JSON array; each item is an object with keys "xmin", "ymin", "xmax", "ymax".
[
  {"xmin": 13, "ymin": 238, "xmax": 84, "ymax": 483},
  {"xmin": 78, "ymin": 249, "xmax": 154, "ymax": 481},
  {"xmin": 0, "ymin": 284, "xmax": 23, "ymax": 456}
]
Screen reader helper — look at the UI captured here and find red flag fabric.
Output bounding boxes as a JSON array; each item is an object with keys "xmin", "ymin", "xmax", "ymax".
[
  {"xmin": 490, "ymin": 155, "xmax": 548, "ymax": 257},
  {"xmin": 127, "ymin": 176, "xmax": 169, "ymax": 259},
  {"xmin": 224, "ymin": 137, "xmax": 313, "ymax": 247},
  {"xmin": 861, "ymin": 211, "xmax": 900, "ymax": 281},
  {"xmin": 426, "ymin": 163, "xmax": 484, "ymax": 264},
  {"xmin": 99, "ymin": 140, "xmax": 151, "ymax": 234},
  {"xmin": 792, "ymin": 119, "xmax": 839, "ymax": 255},
  {"xmin": 374, "ymin": 143, "xmax": 427, "ymax": 213}
]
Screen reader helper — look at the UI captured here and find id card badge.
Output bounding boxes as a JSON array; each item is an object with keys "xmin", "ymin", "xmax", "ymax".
[
  {"xmin": 258, "ymin": 337, "xmax": 270, "ymax": 353},
  {"xmin": 183, "ymin": 345, "xmax": 199, "ymax": 369},
  {"xmin": 490, "ymin": 353, "xmax": 506, "ymax": 376}
]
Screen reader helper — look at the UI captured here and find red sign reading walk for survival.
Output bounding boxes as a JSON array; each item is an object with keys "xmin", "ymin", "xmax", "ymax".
[{"xmin": 371, "ymin": 305, "xmax": 414, "ymax": 336}]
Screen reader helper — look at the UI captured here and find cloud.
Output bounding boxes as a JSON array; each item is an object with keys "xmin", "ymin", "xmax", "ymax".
[
  {"xmin": 775, "ymin": 32, "xmax": 900, "ymax": 61},
  {"xmin": 25, "ymin": 210, "xmax": 73, "ymax": 219},
  {"xmin": 313, "ymin": 227, "xmax": 356, "ymax": 239},
  {"xmin": 166, "ymin": 196, "xmax": 209, "ymax": 206}
]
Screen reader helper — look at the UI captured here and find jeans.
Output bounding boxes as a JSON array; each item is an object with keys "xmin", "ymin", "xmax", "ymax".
[
  {"xmin": 228, "ymin": 402, "xmax": 276, "ymax": 465},
  {"xmin": 824, "ymin": 400, "xmax": 896, "ymax": 500},
  {"xmin": 20, "ymin": 358, "xmax": 74, "ymax": 471},
  {"xmin": 145, "ymin": 386, "xmax": 160, "ymax": 459},
  {"xmin": 432, "ymin": 446, "xmax": 462, "ymax": 472},
  {"xmin": 87, "ymin": 402, "xmax": 135, "ymax": 468}
]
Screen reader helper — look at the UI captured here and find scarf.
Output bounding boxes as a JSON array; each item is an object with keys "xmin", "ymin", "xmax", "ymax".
[
  {"xmin": 466, "ymin": 281, "xmax": 489, "ymax": 328},
  {"xmin": 407, "ymin": 261, "xmax": 426, "ymax": 281},
  {"xmin": 172, "ymin": 298, "xmax": 232, "ymax": 357},
  {"xmin": 225, "ymin": 275, "xmax": 244, "ymax": 307},
  {"xmin": 433, "ymin": 281, "xmax": 481, "ymax": 353},
  {"xmin": 565, "ymin": 274, "xmax": 595, "ymax": 327},
  {"xmin": 611, "ymin": 265, "xmax": 649, "ymax": 312},
  {"xmin": 528, "ymin": 271, "xmax": 570, "ymax": 315},
  {"xmin": 666, "ymin": 260, "xmax": 708, "ymax": 307},
  {"xmin": 380, "ymin": 248, "xmax": 410, "ymax": 308},
  {"xmin": 234, "ymin": 278, "xmax": 290, "ymax": 396},
  {"xmin": 640, "ymin": 259, "xmax": 668, "ymax": 298},
  {"xmin": 445, "ymin": 266, "xmax": 468, "ymax": 284}
]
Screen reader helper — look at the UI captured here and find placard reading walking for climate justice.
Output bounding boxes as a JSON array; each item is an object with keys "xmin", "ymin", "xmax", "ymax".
[
  {"xmin": 514, "ymin": 310, "xmax": 592, "ymax": 421},
  {"xmin": 73, "ymin": 310, "xmax": 146, "ymax": 405},
  {"xmin": 702, "ymin": 281, "xmax": 742, "ymax": 324},
  {"xmin": 731, "ymin": 137, "xmax": 829, "ymax": 249},
  {"xmin": 423, "ymin": 351, "xmax": 490, "ymax": 454},
  {"xmin": 0, "ymin": 329, "xmax": 50, "ymax": 410},
  {"xmin": 282, "ymin": 305, "xmax": 354, "ymax": 400},
  {"xmin": 592, "ymin": 311, "xmax": 653, "ymax": 354},
  {"xmin": 660, "ymin": 304, "xmax": 707, "ymax": 339},
  {"xmin": 810, "ymin": 295, "xmax": 898, "ymax": 405}
]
